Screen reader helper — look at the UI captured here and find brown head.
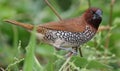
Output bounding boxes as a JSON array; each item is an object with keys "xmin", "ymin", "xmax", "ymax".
[{"xmin": 84, "ymin": 7, "xmax": 102, "ymax": 29}]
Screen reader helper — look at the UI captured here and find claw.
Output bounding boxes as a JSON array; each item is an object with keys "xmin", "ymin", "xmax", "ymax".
[
  {"xmin": 65, "ymin": 52, "xmax": 73, "ymax": 58},
  {"xmin": 65, "ymin": 48, "xmax": 78, "ymax": 58}
]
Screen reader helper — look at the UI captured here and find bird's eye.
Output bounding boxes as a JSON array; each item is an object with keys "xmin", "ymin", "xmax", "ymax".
[{"xmin": 91, "ymin": 10, "xmax": 95, "ymax": 14}]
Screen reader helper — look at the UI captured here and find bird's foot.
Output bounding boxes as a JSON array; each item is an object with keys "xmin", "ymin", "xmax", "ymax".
[
  {"xmin": 54, "ymin": 46, "xmax": 73, "ymax": 51},
  {"xmin": 65, "ymin": 50, "xmax": 78, "ymax": 58},
  {"xmin": 54, "ymin": 47, "xmax": 61, "ymax": 51},
  {"xmin": 65, "ymin": 52, "xmax": 73, "ymax": 58}
]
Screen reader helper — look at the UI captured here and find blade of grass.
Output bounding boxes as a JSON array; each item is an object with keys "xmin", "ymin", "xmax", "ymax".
[
  {"xmin": 44, "ymin": 0, "xmax": 62, "ymax": 20},
  {"xmin": 59, "ymin": 56, "xmax": 72, "ymax": 71},
  {"xmin": 12, "ymin": 25, "xmax": 18, "ymax": 48},
  {"xmin": 23, "ymin": 27, "xmax": 36, "ymax": 71},
  {"xmin": 33, "ymin": 56, "xmax": 43, "ymax": 71}
]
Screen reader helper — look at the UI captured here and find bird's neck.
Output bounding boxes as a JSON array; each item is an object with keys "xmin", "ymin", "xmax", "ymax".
[
  {"xmin": 89, "ymin": 19, "xmax": 101, "ymax": 30},
  {"xmin": 83, "ymin": 16, "xmax": 101, "ymax": 30}
]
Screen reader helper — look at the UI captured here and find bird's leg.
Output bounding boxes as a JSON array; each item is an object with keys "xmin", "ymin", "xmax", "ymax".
[
  {"xmin": 55, "ymin": 46, "xmax": 73, "ymax": 52},
  {"xmin": 79, "ymin": 47, "xmax": 83, "ymax": 57},
  {"xmin": 54, "ymin": 46, "xmax": 77, "ymax": 58},
  {"xmin": 71, "ymin": 47, "xmax": 78, "ymax": 55},
  {"xmin": 65, "ymin": 47, "xmax": 78, "ymax": 58}
]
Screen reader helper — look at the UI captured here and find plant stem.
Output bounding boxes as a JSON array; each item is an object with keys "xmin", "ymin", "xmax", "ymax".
[
  {"xmin": 109, "ymin": 0, "xmax": 115, "ymax": 26},
  {"xmin": 44, "ymin": 0, "xmax": 62, "ymax": 20},
  {"xmin": 88, "ymin": 0, "xmax": 91, "ymax": 8},
  {"xmin": 59, "ymin": 56, "xmax": 72, "ymax": 71},
  {"xmin": 23, "ymin": 27, "xmax": 36, "ymax": 71},
  {"xmin": 12, "ymin": 25, "xmax": 18, "ymax": 48},
  {"xmin": 105, "ymin": 0, "xmax": 115, "ymax": 48}
]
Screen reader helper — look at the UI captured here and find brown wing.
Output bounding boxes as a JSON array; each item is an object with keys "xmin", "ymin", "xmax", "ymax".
[
  {"xmin": 37, "ymin": 16, "xmax": 87, "ymax": 33},
  {"xmin": 5, "ymin": 16, "xmax": 87, "ymax": 33}
]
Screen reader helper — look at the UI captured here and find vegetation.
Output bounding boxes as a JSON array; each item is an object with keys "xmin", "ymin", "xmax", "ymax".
[{"xmin": 0, "ymin": 0, "xmax": 120, "ymax": 71}]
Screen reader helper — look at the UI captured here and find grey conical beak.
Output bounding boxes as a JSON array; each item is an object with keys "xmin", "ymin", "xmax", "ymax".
[
  {"xmin": 96, "ymin": 9, "xmax": 102, "ymax": 18},
  {"xmin": 93, "ymin": 9, "xmax": 102, "ymax": 20}
]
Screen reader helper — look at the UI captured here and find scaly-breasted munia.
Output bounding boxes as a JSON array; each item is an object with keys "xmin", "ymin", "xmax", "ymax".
[{"xmin": 5, "ymin": 7, "xmax": 102, "ymax": 57}]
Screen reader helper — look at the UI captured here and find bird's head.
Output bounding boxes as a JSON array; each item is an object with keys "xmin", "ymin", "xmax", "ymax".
[{"xmin": 84, "ymin": 7, "xmax": 102, "ymax": 29}]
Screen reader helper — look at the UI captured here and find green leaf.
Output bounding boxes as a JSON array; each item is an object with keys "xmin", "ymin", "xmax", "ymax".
[
  {"xmin": 36, "ymin": 44, "xmax": 54, "ymax": 56},
  {"xmin": 72, "ymin": 56, "xmax": 113, "ymax": 70},
  {"xmin": 87, "ymin": 60, "xmax": 113, "ymax": 69},
  {"xmin": 23, "ymin": 28, "xmax": 36, "ymax": 71},
  {"xmin": 71, "ymin": 56, "xmax": 88, "ymax": 68}
]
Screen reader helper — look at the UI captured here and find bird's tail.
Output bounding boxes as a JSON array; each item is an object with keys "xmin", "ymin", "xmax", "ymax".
[{"xmin": 4, "ymin": 20, "xmax": 34, "ymax": 30}]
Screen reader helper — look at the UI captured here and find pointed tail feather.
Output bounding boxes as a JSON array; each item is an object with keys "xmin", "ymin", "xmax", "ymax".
[{"xmin": 4, "ymin": 20, "xmax": 34, "ymax": 30}]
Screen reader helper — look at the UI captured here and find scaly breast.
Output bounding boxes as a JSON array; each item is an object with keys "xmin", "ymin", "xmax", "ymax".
[{"xmin": 43, "ymin": 26, "xmax": 96, "ymax": 47}]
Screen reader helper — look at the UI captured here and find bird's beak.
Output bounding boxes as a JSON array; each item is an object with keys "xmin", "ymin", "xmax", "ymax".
[{"xmin": 96, "ymin": 9, "xmax": 102, "ymax": 18}]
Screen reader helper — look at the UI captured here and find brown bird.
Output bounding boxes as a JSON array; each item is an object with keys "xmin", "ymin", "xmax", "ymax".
[{"xmin": 5, "ymin": 7, "xmax": 102, "ymax": 57}]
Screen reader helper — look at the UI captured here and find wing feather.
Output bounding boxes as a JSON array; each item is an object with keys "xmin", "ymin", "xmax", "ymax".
[{"xmin": 38, "ymin": 16, "xmax": 86, "ymax": 33}]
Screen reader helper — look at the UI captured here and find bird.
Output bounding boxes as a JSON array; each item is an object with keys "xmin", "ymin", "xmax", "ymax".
[{"xmin": 5, "ymin": 7, "xmax": 102, "ymax": 57}]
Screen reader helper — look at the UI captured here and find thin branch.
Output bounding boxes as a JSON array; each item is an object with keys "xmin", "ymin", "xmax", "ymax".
[
  {"xmin": 97, "ymin": 26, "xmax": 110, "ymax": 32},
  {"xmin": 44, "ymin": 0, "xmax": 62, "ymax": 20},
  {"xmin": 59, "ymin": 56, "xmax": 72, "ymax": 71},
  {"xmin": 105, "ymin": 0, "xmax": 115, "ymax": 48},
  {"xmin": 88, "ymin": 0, "xmax": 91, "ymax": 8},
  {"xmin": 109, "ymin": 0, "xmax": 115, "ymax": 26}
]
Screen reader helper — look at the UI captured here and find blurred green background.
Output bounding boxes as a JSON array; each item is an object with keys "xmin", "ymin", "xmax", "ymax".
[{"xmin": 0, "ymin": 0, "xmax": 120, "ymax": 71}]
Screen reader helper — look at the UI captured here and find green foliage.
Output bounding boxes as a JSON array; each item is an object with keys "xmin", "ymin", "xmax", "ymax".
[
  {"xmin": 0, "ymin": 0, "xmax": 120, "ymax": 71},
  {"xmin": 23, "ymin": 28, "xmax": 36, "ymax": 71},
  {"xmin": 72, "ymin": 56, "xmax": 112, "ymax": 70}
]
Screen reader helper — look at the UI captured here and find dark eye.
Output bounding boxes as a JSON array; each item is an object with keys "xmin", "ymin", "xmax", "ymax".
[{"xmin": 91, "ymin": 10, "xmax": 95, "ymax": 14}]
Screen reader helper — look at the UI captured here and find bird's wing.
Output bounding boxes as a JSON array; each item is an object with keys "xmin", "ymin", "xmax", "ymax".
[
  {"xmin": 38, "ymin": 17, "xmax": 87, "ymax": 33},
  {"xmin": 4, "ymin": 16, "xmax": 87, "ymax": 33}
]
